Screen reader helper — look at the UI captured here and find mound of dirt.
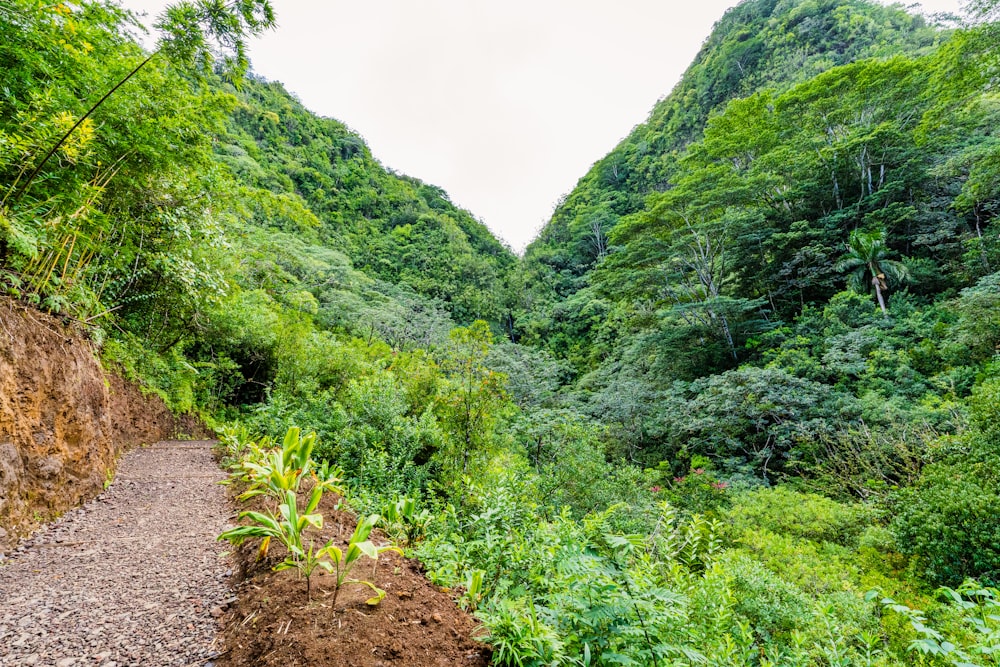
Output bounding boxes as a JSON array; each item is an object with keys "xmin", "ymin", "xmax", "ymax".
[
  {"xmin": 219, "ymin": 492, "xmax": 491, "ymax": 667},
  {"xmin": 0, "ymin": 298, "xmax": 204, "ymax": 548}
]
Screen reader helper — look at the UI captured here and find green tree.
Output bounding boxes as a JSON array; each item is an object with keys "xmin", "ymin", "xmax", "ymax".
[
  {"xmin": 155, "ymin": 0, "xmax": 276, "ymax": 79},
  {"xmin": 667, "ymin": 366, "xmax": 851, "ymax": 481},
  {"xmin": 436, "ymin": 321, "xmax": 508, "ymax": 481},
  {"xmin": 835, "ymin": 229, "xmax": 909, "ymax": 315},
  {"xmin": 9, "ymin": 0, "xmax": 277, "ymax": 206}
]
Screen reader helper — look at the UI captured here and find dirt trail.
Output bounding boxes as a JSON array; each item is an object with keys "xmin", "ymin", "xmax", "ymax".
[{"xmin": 0, "ymin": 441, "xmax": 231, "ymax": 667}]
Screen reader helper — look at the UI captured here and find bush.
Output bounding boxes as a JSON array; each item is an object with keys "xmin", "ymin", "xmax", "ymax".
[
  {"xmin": 670, "ymin": 367, "xmax": 853, "ymax": 481},
  {"xmin": 724, "ymin": 487, "xmax": 871, "ymax": 547},
  {"xmin": 891, "ymin": 378, "xmax": 1000, "ymax": 586},
  {"xmin": 658, "ymin": 461, "xmax": 734, "ymax": 517},
  {"xmin": 710, "ymin": 551, "xmax": 812, "ymax": 644},
  {"xmin": 734, "ymin": 529, "xmax": 859, "ymax": 595},
  {"xmin": 891, "ymin": 457, "xmax": 1000, "ymax": 586},
  {"xmin": 335, "ymin": 372, "xmax": 443, "ymax": 496}
]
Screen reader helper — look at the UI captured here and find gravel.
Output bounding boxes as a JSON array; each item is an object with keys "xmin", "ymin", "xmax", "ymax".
[{"xmin": 0, "ymin": 441, "xmax": 233, "ymax": 667}]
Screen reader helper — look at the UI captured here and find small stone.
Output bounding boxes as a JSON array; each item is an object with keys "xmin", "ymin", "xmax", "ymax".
[
  {"xmin": 209, "ymin": 606, "xmax": 225, "ymax": 618},
  {"xmin": 431, "ymin": 612, "xmax": 443, "ymax": 623},
  {"xmin": 56, "ymin": 658, "xmax": 78, "ymax": 667},
  {"xmin": 22, "ymin": 654, "xmax": 39, "ymax": 665}
]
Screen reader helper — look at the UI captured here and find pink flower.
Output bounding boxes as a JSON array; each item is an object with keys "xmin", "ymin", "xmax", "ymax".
[
  {"xmin": 673, "ymin": 476, "xmax": 686, "ymax": 483},
  {"xmin": 650, "ymin": 486, "xmax": 662, "ymax": 493},
  {"xmin": 711, "ymin": 481, "xmax": 728, "ymax": 490},
  {"xmin": 694, "ymin": 468, "xmax": 705, "ymax": 475}
]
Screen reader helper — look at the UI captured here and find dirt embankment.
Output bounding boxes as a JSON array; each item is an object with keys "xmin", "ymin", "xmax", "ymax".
[{"xmin": 0, "ymin": 298, "xmax": 203, "ymax": 549}]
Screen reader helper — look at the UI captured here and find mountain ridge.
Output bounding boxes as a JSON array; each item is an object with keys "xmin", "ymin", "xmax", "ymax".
[{"xmin": 512, "ymin": 0, "xmax": 947, "ymax": 366}]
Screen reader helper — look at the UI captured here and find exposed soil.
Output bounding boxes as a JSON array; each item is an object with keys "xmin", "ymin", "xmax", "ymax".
[
  {"xmin": 0, "ymin": 297, "xmax": 206, "ymax": 548},
  {"xmin": 218, "ymin": 491, "xmax": 491, "ymax": 667},
  {"xmin": 0, "ymin": 440, "xmax": 231, "ymax": 666}
]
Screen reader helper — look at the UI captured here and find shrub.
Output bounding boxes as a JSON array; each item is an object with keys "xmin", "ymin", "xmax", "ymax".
[
  {"xmin": 659, "ymin": 461, "xmax": 733, "ymax": 517},
  {"xmin": 710, "ymin": 551, "xmax": 812, "ymax": 644},
  {"xmin": 724, "ymin": 487, "xmax": 871, "ymax": 547},
  {"xmin": 875, "ymin": 581, "xmax": 1000, "ymax": 666},
  {"xmin": 734, "ymin": 529, "xmax": 859, "ymax": 595},
  {"xmin": 891, "ymin": 457, "xmax": 1000, "ymax": 586},
  {"xmin": 892, "ymin": 378, "xmax": 1000, "ymax": 586}
]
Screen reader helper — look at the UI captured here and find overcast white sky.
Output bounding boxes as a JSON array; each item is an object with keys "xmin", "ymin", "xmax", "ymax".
[{"xmin": 119, "ymin": 0, "xmax": 964, "ymax": 252}]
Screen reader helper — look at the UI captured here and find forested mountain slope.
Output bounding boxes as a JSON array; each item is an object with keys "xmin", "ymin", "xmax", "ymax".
[
  {"xmin": 0, "ymin": 1, "xmax": 513, "ymax": 409},
  {"xmin": 219, "ymin": 79, "xmax": 515, "ymax": 325},
  {"xmin": 504, "ymin": 0, "xmax": 1000, "ymax": 483},
  {"xmin": 515, "ymin": 0, "xmax": 946, "ymax": 364},
  {"xmin": 498, "ymin": 0, "xmax": 1000, "ymax": 541}
]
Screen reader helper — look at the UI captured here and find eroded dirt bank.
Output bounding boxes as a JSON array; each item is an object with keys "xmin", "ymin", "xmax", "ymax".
[{"xmin": 0, "ymin": 298, "xmax": 202, "ymax": 548}]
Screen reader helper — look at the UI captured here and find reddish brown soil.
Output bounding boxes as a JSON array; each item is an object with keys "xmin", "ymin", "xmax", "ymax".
[
  {"xmin": 0, "ymin": 297, "xmax": 206, "ymax": 548},
  {"xmin": 219, "ymin": 492, "xmax": 491, "ymax": 667}
]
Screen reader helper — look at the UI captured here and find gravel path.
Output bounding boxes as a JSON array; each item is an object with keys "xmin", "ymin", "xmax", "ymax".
[{"xmin": 0, "ymin": 441, "xmax": 233, "ymax": 667}]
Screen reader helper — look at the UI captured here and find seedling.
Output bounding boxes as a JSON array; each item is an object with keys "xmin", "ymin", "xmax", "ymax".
[
  {"xmin": 318, "ymin": 514, "xmax": 403, "ymax": 608},
  {"xmin": 382, "ymin": 496, "xmax": 431, "ymax": 546},
  {"xmin": 216, "ymin": 423, "xmax": 267, "ymax": 473},
  {"xmin": 460, "ymin": 569, "xmax": 485, "ymax": 611},
  {"xmin": 217, "ymin": 424, "xmax": 397, "ymax": 605},
  {"xmin": 219, "ymin": 487, "xmax": 326, "ymax": 599},
  {"xmin": 237, "ymin": 428, "xmax": 343, "ymax": 503}
]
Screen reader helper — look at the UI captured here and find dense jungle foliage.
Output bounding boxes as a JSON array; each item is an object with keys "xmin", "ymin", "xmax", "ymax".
[{"xmin": 2, "ymin": 0, "xmax": 999, "ymax": 664}]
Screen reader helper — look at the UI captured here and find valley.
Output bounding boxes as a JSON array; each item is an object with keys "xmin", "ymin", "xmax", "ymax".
[{"xmin": 1, "ymin": 0, "xmax": 998, "ymax": 664}]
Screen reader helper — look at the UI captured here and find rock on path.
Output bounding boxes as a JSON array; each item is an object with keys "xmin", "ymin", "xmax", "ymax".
[{"xmin": 0, "ymin": 441, "xmax": 232, "ymax": 667}]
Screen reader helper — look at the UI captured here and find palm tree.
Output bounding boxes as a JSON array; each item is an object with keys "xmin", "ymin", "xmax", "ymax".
[{"xmin": 835, "ymin": 229, "xmax": 909, "ymax": 315}]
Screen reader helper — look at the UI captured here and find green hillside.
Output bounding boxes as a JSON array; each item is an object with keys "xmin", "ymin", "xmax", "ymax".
[
  {"xmin": 0, "ymin": 0, "xmax": 514, "ymax": 408},
  {"xmin": 219, "ymin": 78, "xmax": 515, "ymax": 325},
  {"xmin": 516, "ymin": 0, "xmax": 945, "ymax": 365},
  {"xmin": 2, "ymin": 0, "xmax": 1000, "ymax": 664}
]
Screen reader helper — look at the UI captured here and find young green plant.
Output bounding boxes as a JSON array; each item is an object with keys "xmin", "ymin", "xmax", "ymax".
[
  {"xmin": 319, "ymin": 514, "xmax": 403, "ymax": 608},
  {"xmin": 238, "ymin": 427, "xmax": 318, "ymax": 499},
  {"xmin": 219, "ymin": 486, "xmax": 327, "ymax": 600},
  {"xmin": 382, "ymin": 495, "xmax": 431, "ymax": 546}
]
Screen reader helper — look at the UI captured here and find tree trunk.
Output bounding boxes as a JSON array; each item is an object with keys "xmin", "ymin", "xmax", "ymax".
[
  {"xmin": 718, "ymin": 312, "xmax": 738, "ymax": 361},
  {"xmin": 975, "ymin": 208, "xmax": 991, "ymax": 273},
  {"xmin": 872, "ymin": 273, "xmax": 888, "ymax": 315}
]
